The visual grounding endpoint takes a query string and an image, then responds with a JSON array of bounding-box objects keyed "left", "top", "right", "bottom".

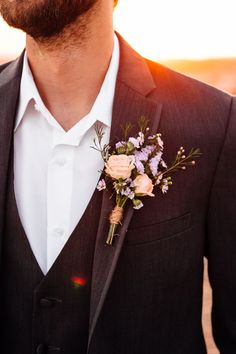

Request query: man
[{"left": 0, "top": 0, "right": 235, "bottom": 353}]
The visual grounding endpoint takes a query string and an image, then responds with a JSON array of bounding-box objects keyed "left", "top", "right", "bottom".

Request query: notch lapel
[
  {"left": 88, "top": 36, "right": 163, "bottom": 349},
  {"left": 0, "top": 55, "right": 23, "bottom": 257}
]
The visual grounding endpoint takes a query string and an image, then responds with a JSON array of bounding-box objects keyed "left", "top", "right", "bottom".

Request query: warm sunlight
[
  {"left": 114, "top": 0, "right": 236, "bottom": 60},
  {"left": 0, "top": 0, "right": 236, "bottom": 60}
]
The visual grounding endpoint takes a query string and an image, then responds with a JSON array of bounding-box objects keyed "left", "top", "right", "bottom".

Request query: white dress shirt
[{"left": 14, "top": 35, "right": 119, "bottom": 275}]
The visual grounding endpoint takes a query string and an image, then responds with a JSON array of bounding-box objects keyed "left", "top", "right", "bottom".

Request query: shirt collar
[
  {"left": 14, "top": 53, "right": 39, "bottom": 132},
  {"left": 14, "top": 34, "right": 120, "bottom": 136}
]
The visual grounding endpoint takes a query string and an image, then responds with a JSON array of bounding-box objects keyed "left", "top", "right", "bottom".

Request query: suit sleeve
[{"left": 207, "top": 96, "right": 236, "bottom": 353}]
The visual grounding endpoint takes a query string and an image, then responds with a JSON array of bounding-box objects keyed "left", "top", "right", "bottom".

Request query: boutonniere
[{"left": 93, "top": 117, "right": 201, "bottom": 246}]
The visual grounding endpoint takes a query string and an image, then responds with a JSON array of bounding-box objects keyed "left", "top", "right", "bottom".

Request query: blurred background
[
  {"left": 1, "top": 0, "right": 235, "bottom": 353},
  {"left": 1, "top": 0, "right": 236, "bottom": 95}
]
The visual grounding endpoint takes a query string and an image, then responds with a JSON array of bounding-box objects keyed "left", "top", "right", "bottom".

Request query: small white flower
[
  {"left": 149, "top": 152, "right": 162, "bottom": 176},
  {"left": 160, "top": 159, "right": 167, "bottom": 168},
  {"left": 116, "top": 141, "right": 125, "bottom": 149},
  {"left": 157, "top": 136, "right": 164, "bottom": 149},
  {"left": 129, "top": 181, "right": 135, "bottom": 188},
  {"left": 128, "top": 137, "right": 140, "bottom": 149},
  {"left": 155, "top": 173, "right": 163, "bottom": 185},
  {"left": 128, "top": 192, "right": 135, "bottom": 200},
  {"left": 97, "top": 179, "right": 106, "bottom": 191},
  {"left": 161, "top": 184, "right": 169, "bottom": 194},
  {"left": 137, "top": 132, "right": 145, "bottom": 146},
  {"left": 133, "top": 201, "right": 144, "bottom": 210}
]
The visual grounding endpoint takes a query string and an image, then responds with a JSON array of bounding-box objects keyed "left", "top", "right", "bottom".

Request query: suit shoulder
[
  {"left": 0, "top": 60, "right": 13, "bottom": 74},
  {"left": 146, "top": 59, "right": 231, "bottom": 106},
  {"left": 144, "top": 59, "right": 234, "bottom": 150},
  {"left": 0, "top": 55, "right": 23, "bottom": 87}
]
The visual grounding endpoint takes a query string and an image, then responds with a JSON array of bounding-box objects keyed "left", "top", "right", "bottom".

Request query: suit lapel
[
  {"left": 88, "top": 36, "right": 163, "bottom": 349},
  {"left": 0, "top": 55, "right": 23, "bottom": 257},
  {"left": 0, "top": 39, "right": 163, "bottom": 350}
]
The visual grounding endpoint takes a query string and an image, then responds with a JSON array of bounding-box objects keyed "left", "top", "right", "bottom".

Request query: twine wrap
[{"left": 109, "top": 206, "right": 124, "bottom": 225}]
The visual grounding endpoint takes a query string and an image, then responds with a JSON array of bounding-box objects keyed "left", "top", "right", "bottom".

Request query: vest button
[
  {"left": 40, "top": 297, "right": 62, "bottom": 308},
  {"left": 39, "top": 298, "right": 54, "bottom": 308},
  {"left": 36, "top": 344, "right": 47, "bottom": 354}
]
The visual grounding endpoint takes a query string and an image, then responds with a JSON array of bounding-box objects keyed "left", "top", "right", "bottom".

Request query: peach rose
[
  {"left": 133, "top": 174, "right": 155, "bottom": 197},
  {"left": 105, "top": 154, "right": 135, "bottom": 180}
]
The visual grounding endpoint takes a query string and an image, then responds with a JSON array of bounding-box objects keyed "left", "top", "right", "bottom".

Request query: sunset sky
[{"left": 0, "top": 0, "right": 236, "bottom": 60}]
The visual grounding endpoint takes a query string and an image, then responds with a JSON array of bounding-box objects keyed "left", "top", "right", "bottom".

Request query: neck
[{"left": 26, "top": 1, "right": 114, "bottom": 131}]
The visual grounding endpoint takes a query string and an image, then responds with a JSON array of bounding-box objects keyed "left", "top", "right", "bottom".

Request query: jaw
[{"left": 0, "top": 0, "right": 99, "bottom": 39}]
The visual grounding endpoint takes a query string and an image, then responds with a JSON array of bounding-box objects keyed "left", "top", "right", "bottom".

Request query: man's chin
[{"left": 0, "top": 0, "right": 98, "bottom": 39}]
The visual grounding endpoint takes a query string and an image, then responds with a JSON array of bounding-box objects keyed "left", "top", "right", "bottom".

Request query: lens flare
[{"left": 71, "top": 276, "right": 87, "bottom": 288}]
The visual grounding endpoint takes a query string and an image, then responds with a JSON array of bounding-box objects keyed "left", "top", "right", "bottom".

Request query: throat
[
  {"left": 43, "top": 92, "right": 99, "bottom": 132},
  {"left": 25, "top": 25, "right": 115, "bottom": 131}
]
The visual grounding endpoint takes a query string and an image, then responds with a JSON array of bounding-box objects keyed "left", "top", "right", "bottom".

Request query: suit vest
[{"left": 0, "top": 157, "right": 102, "bottom": 354}]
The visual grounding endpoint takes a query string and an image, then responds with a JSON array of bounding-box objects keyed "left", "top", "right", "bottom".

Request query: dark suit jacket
[{"left": 0, "top": 34, "right": 235, "bottom": 354}]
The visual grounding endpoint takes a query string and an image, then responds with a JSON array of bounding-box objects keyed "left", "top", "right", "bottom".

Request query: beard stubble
[{"left": 0, "top": 0, "right": 98, "bottom": 39}]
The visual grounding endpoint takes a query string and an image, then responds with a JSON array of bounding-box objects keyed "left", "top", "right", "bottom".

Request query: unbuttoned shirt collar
[{"left": 14, "top": 34, "right": 120, "bottom": 146}]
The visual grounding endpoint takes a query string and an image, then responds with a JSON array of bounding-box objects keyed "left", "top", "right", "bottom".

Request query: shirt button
[
  {"left": 40, "top": 297, "right": 62, "bottom": 308},
  {"left": 49, "top": 347, "right": 61, "bottom": 353},
  {"left": 53, "top": 228, "right": 64, "bottom": 237},
  {"left": 39, "top": 298, "right": 54, "bottom": 308},
  {"left": 34, "top": 103, "right": 40, "bottom": 112},
  {"left": 55, "top": 158, "right": 66, "bottom": 166}
]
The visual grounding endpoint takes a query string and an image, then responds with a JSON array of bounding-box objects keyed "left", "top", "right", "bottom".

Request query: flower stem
[
  {"left": 106, "top": 223, "right": 118, "bottom": 245},
  {"left": 106, "top": 199, "right": 128, "bottom": 246}
]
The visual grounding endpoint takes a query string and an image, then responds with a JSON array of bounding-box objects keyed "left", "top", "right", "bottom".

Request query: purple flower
[
  {"left": 121, "top": 187, "right": 135, "bottom": 200},
  {"left": 128, "top": 137, "right": 140, "bottom": 149},
  {"left": 149, "top": 152, "right": 162, "bottom": 176},
  {"left": 121, "top": 187, "right": 131, "bottom": 196},
  {"left": 148, "top": 135, "right": 164, "bottom": 149},
  {"left": 134, "top": 145, "right": 158, "bottom": 174},
  {"left": 134, "top": 159, "right": 145, "bottom": 174},
  {"left": 141, "top": 145, "right": 156, "bottom": 156},
  {"left": 97, "top": 179, "right": 106, "bottom": 191},
  {"left": 129, "top": 180, "right": 135, "bottom": 188},
  {"left": 115, "top": 141, "right": 125, "bottom": 149},
  {"left": 125, "top": 178, "right": 132, "bottom": 184},
  {"left": 147, "top": 135, "right": 156, "bottom": 140},
  {"left": 134, "top": 149, "right": 149, "bottom": 162}
]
